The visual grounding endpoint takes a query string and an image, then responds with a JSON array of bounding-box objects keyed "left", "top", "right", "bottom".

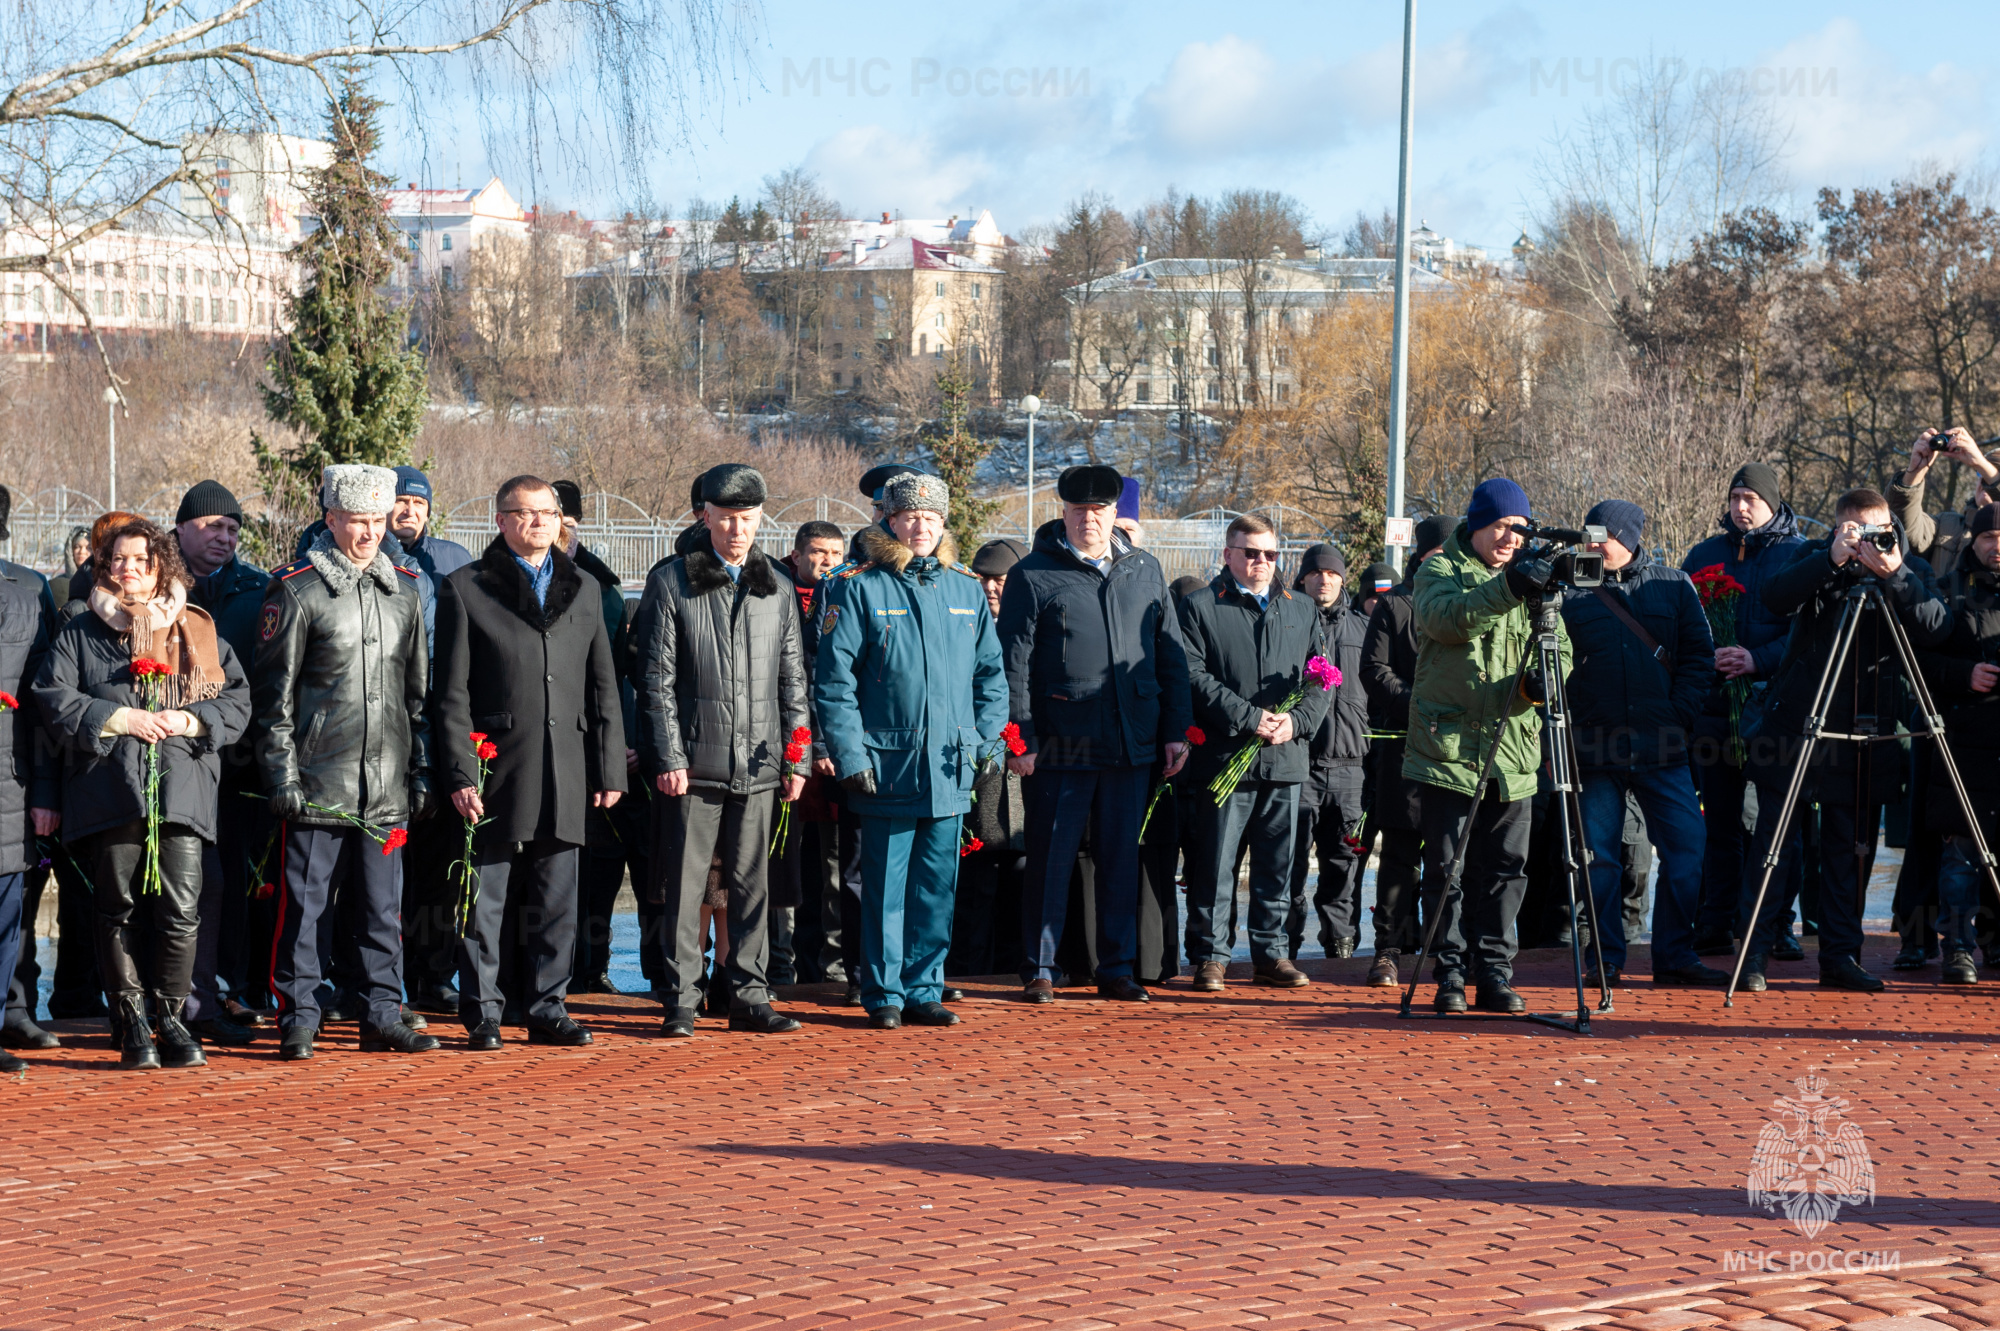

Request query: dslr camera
[
  {"left": 1508, "top": 521, "right": 1608, "bottom": 590},
  {"left": 1855, "top": 523, "right": 1898, "bottom": 553}
]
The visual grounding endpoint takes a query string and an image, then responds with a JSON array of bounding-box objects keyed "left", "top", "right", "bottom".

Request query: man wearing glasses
[
  {"left": 1177, "top": 514, "right": 1329, "bottom": 991},
  {"left": 431, "top": 474, "right": 626, "bottom": 1051}
]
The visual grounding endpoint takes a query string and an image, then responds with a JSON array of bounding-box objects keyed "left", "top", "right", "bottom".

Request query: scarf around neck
[{"left": 87, "top": 578, "right": 225, "bottom": 708}]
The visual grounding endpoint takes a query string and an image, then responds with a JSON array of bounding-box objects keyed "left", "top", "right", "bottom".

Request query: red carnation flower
[
  {"left": 0, "top": 691, "right": 18, "bottom": 710},
  {"left": 468, "top": 731, "right": 488, "bottom": 744},
  {"left": 476, "top": 741, "right": 498, "bottom": 760},
  {"left": 1185, "top": 726, "right": 1207, "bottom": 746},
  {"left": 253, "top": 881, "right": 275, "bottom": 901},
  {"left": 790, "top": 726, "right": 812, "bottom": 745},
  {"left": 130, "top": 658, "right": 171, "bottom": 678},
  {"left": 382, "top": 828, "right": 409, "bottom": 854},
  {"left": 784, "top": 741, "right": 807, "bottom": 764},
  {"left": 1001, "top": 721, "right": 1027, "bottom": 756},
  {"left": 960, "top": 835, "right": 984, "bottom": 857}
]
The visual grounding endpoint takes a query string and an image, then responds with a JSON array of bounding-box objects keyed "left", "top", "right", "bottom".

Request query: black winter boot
[
  {"left": 118, "top": 996, "right": 161, "bottom": 1071},
  {"left": 154, "top": 997, "right": 207, "bottom": 1069}
]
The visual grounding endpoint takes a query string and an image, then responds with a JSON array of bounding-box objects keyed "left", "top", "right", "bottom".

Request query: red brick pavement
[{"left": 3, "top": 943, "right": 1997, "bottom": 1329}]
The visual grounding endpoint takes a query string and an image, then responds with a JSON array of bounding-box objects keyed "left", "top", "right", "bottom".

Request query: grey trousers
[
  {"left": 457, "top": 837, "right": 578, "bottom": 1028},
  {"left": 660, "top": 788, "right": 775, "bottom": 1009}
]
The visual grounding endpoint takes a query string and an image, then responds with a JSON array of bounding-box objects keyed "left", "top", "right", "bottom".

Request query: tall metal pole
[
  {"left": 1021, "top": 394, "right": 1041, "bottom": 536},
  {"left": 103, "top": 386, "right": 118, "bottom": 511},
  {"left": 1385, "top": 0, "right": 1418, "bottom": 572}
]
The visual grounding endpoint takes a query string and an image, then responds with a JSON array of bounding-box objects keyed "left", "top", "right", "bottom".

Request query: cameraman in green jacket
[{"left": 1406, "top": 478, "right": 1571, "bottom": 1015}]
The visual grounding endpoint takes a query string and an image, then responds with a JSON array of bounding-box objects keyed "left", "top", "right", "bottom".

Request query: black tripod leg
[
  {"left": 1398, "top": 644, "right": 1538, "bottom": 1017},
  {"left": 1876, "top": 594, "right": 2000, "bottom": 908},
  {"left": 1539, "top": 631, "right": 1604, "bottom": 1020},
  {"left": 1725, "top": 591, "right": 1867, "bottom": 1005}
]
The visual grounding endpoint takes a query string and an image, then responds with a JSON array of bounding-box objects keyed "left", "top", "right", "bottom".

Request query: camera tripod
[
  {"left": 1725, "top": 578, "right": 2000, "bottom": 1004},
  {"left": 1397, "top": 591, "right": 1614, "bottom": 1034}
]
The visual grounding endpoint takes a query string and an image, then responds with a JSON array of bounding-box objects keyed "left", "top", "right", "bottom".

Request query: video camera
[{"left": 1508, "top": 521, "right": 1608, "bottom": 590}]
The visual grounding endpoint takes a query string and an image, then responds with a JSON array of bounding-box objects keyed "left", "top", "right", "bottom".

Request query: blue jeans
[
  {"left": 858, "top": 814, "right": 959, "bottom": 1012},
  {"left": 1020, "top": 766, "right": 1147, "bottom": 982},
  {"left": 1185, "top": 781, "right": 1299, "bottom": 966},
  {"left": 1937, "top": 835, "right": 1986, "bottom": 954},
  {"left": 1581, "top": 766, "right": 1706, "bottom": 973}
]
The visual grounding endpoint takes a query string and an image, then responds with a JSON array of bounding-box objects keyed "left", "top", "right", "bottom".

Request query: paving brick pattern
[{"left": 3, "top": 944, "right": 1997, "bottom": 1328}]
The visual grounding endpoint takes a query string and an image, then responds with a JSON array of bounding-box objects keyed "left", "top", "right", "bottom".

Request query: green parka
[{"left": 1401, "top": 524, "right": 1571, "bottom": 801}]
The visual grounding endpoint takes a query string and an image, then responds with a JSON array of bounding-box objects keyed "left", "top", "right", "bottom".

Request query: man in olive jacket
[
  {"left": 1178, "top": 515, "right": 1330, "bottom": 991},
  {"left": 252, "top": 464, "right": 434, "bottom": 1059},
  {"left": 815, "top": 473, "right": 1008, "bottom": 1028},
  {"left": 432, "top": 475, "right": 626, "bottom": 1051},
  {"left": 1407, "top": 478, "right": 1571, "bottom": 1015},
  {"left": 633, "top": 463, "right": 809, "bottom": 1039}
]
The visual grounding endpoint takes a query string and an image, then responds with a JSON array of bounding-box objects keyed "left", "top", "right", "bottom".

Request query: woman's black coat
[{"left": 31, "top": 605, "right": 251, "bottom": 845}]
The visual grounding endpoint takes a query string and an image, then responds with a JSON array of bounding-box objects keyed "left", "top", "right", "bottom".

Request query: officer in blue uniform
[{"left": 814, "top": 472, "right": 1008, "bottom": 1029}]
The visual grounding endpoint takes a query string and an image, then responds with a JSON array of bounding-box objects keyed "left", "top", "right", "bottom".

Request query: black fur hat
[
  {"left": 1057, "top": 465, "right": 1122, "bottom": 505},
  {"left": 858, "top": 463, "right": 917, "bottom": 502},
  {"left": 703, "top": 463, "right": 768, "bottom": 509}
]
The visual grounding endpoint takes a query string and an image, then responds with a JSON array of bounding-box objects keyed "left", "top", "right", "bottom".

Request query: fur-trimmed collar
[
  {"left": 857, "top": 523, "right": 959, "bottom": 577},
  {"left": 307, "top": 529, "right": 401, "bottom": 596},
  {"left": 478, "top": 536, "right": 584, "bottom": 631},
  {"left": 684, "top": 544, "right": 779, "bottom": 598}
]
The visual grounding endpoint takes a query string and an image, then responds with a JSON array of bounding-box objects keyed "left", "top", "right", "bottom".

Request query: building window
[
  {"left": 934, "top": 344, "right": 943, "bottom": 359},
  {"left": 1171, "top": 348, "right": 1183, "bottom": 367},
  {"left": 176, "top": 295, "right": 186, "bottom": 320},
  {"left": 918, "top": 334, "right": 927, "bottom": 354},
  {"left": 852, "top": 347, "right": 862, "bottom": 360},
  {"left": 92, "top": 262, "right": 104, "bottom": 278},
  {"left": 8, "top": 288, "right": 18, "bottom": 311},
  {"left": 92, "top": 290, "right": 104, "bottom": 315},
  {"left": 442, "top": 234, "right": 453, "bottom": 251},
  {"left": 111, "top": 291, "right": 123, "bottom": 316},
  {"left": 1173, "top": 382, "right": 1186, "bottom": 401},
  {"left": 934, "top": 312, "right": 943, "bottom": 328},
  {"left": 176, "top": 265, "right": 186, "bottom": 285},
  {"left": 1136, "top": 382, "right": 1151, "bottom": 404},
  {"left": 409, "top": 234, "right": 420, "bottom": 251},
  {"left": 33, "top": 288, "right": 43, "bottom": 312},
  {"left": 1206, "top": 381, "right": 1221, "bottom": 402},
  {"left": 831, "top": 342, "right": 843, "bottom": 360},
  {"left": 853, "top": 374, "right": 864, "bottom": 391},
  {"left": 971, "top": 282, "right": 981, "bottom": 299},
  {"left": 112, "top": 262, "right": 124, "bottom": 279},
  {"left": 227, "top": 300, "right": 238, "bottom": 322},
  {"left": 442, "top": 267, "right": 454, "bottom": 290},
  {"left": 1206, "top": 346, "right": 1219, "bottom": 367},
  {"left": 935, "top": 280, "right": 944, "bottom": 297},
  {"left": 832, "top": 371, "right": 842, "bottom": 386},
  {"left": 1277, "top": 383, "right": 1290, "bottom": 402},
  {"left": 137, "top": 292, "right": 148, "bottom": 317}
]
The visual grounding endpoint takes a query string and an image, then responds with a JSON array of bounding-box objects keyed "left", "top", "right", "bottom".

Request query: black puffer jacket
[
  {"left": 0, "top": 561, "right": 56, "bottom": 873},
  {"left": 1918, "top": 562, "right": 2000, "bottom": 837},
  {"left": 632, "top": 544, "right": 808, "bottom": 794},
  {"left": 33, "top": 603, "right": 252, "bottom": 844},
  {"left": 1558, "top": 551, "right": 1715, "bottom": 769},
  {"left": 250, "top": 536, "right": 430, "bottom": 826},
  {"left": 1176, "top": 574, "right": 1330, "bottom": 786},
  {"left": 995, "top": 520, "right": 1192, "bottom": 769},
  {"left": 1360, "top": 581, "right": 1425, "bottom": 829},
  {"left": 1300, "top": 594, "right": 1369, "bottom": 770}
]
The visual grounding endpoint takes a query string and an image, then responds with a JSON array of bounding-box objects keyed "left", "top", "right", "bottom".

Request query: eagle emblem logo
[{"left": 1747, "top": 1069, "right": 1875, "bottom": 1240}]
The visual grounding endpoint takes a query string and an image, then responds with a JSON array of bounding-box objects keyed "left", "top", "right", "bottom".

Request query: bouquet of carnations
[
  {"left": 130, "top": 658, "right": 172, "bottom": 894},
  {"left": 1208, "top": 655, "right": 1339, "bottom": 806},
  {"left": 769, "top": 726, "right": 813, "bottom": 856},
  {"left": 1689, "top": 564, "right": 1750, "bottom": 764},
  {"left": 452, "top": 731, "right": 498, "bottom": 935}
]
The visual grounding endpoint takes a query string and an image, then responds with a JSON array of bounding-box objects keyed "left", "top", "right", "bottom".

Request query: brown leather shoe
[
  {"left": 1366, "top": 951, "right": 1400, "bottom": 987},
  {"left": 1254, "top": 958, "right": 1311, "bottom": 988},
  {"left": 1021, "top": 978, "right": 1055, "bottom": 1004},
  {"left": 1191, "top": 961, "right": 1226, "bottom": 992}
]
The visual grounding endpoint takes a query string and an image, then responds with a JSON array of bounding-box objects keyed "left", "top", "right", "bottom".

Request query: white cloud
[
  {"left": 802, "top": 126, "right": 990, "bottom": 219},
  {"left": 1761, "top": 19, "right": 1988, "bottom": 186}
]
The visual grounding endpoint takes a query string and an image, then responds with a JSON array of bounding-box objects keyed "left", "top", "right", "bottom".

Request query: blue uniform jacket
[{"left": 814, "top": 524, "right": 1009, "bottom": 820}]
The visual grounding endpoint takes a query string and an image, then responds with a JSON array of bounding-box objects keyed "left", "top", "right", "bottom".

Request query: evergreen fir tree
[
  {"left": 928, "top": 358, "right": 998, "bottom": 553},
  {"left": 252, "top": 65, "right": 427, "bottom": 553}
]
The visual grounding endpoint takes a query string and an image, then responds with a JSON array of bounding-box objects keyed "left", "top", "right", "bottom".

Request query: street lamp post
[
  {"left": 102, "top": 385, "right": 119, "bottom": 511},
  {"left": 1020, "top": 393, "right": 1042, "bottom": 536},
  {"left": 1385, "top": 0, "right": 1418, "bottom": 572}
]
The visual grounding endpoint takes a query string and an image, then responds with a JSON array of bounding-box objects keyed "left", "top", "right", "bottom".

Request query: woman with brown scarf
[{"left": 32, "top": 519, "right": 251, "bottom": 1070}]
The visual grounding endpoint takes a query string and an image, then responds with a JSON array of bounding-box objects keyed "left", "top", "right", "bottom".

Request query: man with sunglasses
[
  {"left": 1178, "top": 514, "right": 1330, "bottom": 991},
  {"left": 431, "top": 474, "right": 626, "bottom": 1051}
]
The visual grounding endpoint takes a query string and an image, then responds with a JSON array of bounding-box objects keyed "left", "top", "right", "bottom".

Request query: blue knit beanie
[
  {"left": 1465, "top": 478, "right": 1532, "bottom": 532},
  {"left": 1585, "top": 499, "right": 1646, "bottom": 552}
]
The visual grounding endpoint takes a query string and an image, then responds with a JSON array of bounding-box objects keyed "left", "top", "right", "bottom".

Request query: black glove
[
  {"left": 1521, "top": 667, "right": 1548, "bottom": 705},
  {"left": 1503, "top": 554, "right": 1555, "bottom": 600},
  {"left": 408, "top": 778, "right": 434, "bottom": 823},
  {"left": 840, "top": 769, "right": 877, "bottom": 797},
  {"left": 269, "top": 783, "right": 304, "bottom": 818}
]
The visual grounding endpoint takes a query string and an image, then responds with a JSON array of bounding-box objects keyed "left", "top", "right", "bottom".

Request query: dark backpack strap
[{"left": 1591, "top": 585, "right": 1670, "bottom": 669}]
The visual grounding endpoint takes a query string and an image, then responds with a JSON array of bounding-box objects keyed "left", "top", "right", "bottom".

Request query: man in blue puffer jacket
[
  {"left": 1679, "top": 463, "right": 1806, "bottom": 956},
  {"left": 1561, "top": 500, "right": 1725, "bottom": 987},
  {"left": 815, "top": 473, "right": 1009, "bottom": 1030}
]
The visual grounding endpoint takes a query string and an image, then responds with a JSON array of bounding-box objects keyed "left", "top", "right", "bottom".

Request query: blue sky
[{"left": 382, "top": 1, "right": 1999, "bottom": 249}]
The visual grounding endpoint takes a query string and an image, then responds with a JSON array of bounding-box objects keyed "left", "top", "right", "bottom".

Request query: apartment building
[{"left": 819, "top": 236, "right": 1003, "bottom": 396}]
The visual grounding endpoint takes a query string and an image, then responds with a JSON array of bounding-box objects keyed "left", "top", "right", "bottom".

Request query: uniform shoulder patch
[
  {"left": 395, "top": 564, "right": 419, "bottom": 578},
  {"left": 952, "top": 563, "right": 980, "bottom": 579},
  {"left": 274, "top": 559, "right": 312, "bottom": 580},
  {"left": 260, "top": 602, "right": 282, "bottom": 642}
]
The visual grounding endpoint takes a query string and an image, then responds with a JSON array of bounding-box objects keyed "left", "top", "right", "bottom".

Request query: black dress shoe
[
  {"left": 465, "top": 1019, "right": 503, "bottom": 1051},
  {"left": 0, "top": 1049, "right": 24, "bottom": 1073},
  {"left": 940, "top": 986, "right": 965, "bottom": 1003},
  {"left": 659, "top": 1007, "right": 698, "bottom": 1038},
  {"left": 1653, "top": 963, "right": 1730, "bottom": 987},
  {"left": 0, "top": 1018, "right": 60, "bottom": 1049},
  {"left": 1583, "top": 965, "right": 1621, "bottom": 988},
  {"left": 1738, "top": 955, "right": 1767, "bottom": 992},
  {"left": 1022, "top": 978, "right": 1055, "bottom": 1004},
  {"left": 868, "top": 1007, "right": 903, "bottom": 1029},
  {"left": 1770, "top": 932, "right": 1805, "bottom": 962},
  {"left": 360, "top": 1021, "right": 440, "bottom": 1053},
  {"left": 907, "top": 1001, "right": 959, "bottom": 1027},
  {"left": 188, "top": 1016, "right": 257, "bottom": 1047},
  {"left": 409, "top": 983, "right": 460, "bottom": 1016},
  {"left": 727, "top": 1004, "right": 802, "bottom": 1034},
  {"left": 526, "top": 1016, "right": 594, "bottom": 1046},
  {"left": 224, "top": 998, "right": 274, "bottom": 1027},
  {"left": 1943, "top": 951, "right": 1980, "bottom": 985},
  {"left": 400, "top": 1005, "right": 428, "bottom": 1032},
  {"left": 1691, "top": 931, "right": 1737, "bottom": 957},
  {"left": 1474, "top": 982, "right": 1526, "bottom": 1014},
  {"left": 320, "top": 993, "right": 360, "bottom": 1023},
  {"left": 579, "top": 971, "right": 618, "bottom": 995},
  {"left": 1096, "top": 976, "right": 1150, "bottom": 1002},
  {"left": 1891, "top": 945, "right": 1929, "bottom": 971},
  {"left": 1434, "top": 983, "right": 1467, "bottom": 1014},
  {"left": 1819, "top": 956, "right": 1885, "bottom": 992},
  {"left": 279, "top": 1026, "right": 315, "bottom": 1061},
  {"left": 838, "top": 981, "right": 862, "bottom": 1007}
]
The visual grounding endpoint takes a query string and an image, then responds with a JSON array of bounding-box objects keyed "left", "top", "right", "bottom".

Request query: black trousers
[
  {"left": 783, "top": 820, "right": 842, "bottom": 984},
  {"left": 274, "top": 823, "right": 407, "bottom": 1031},
  {"left": 401, "top": 813, "right": 464, "bottom": 991},
  {"left": 1418, "top": 786, "right": 1531, "bottom": 986},
  {"left": 88, "top": 820, "right": 204, "bottom": 1002},
  {"left": 574, "top": 794, "right": 650, "bottom": 985},
  {"left": 8, "top": 866, "right": 48, "bottom": 1024},
  {"left": 1372, "top": 828, "right": 1425, "bottom": 953},
  {"left": 1288, "top": 766, "right": 1365, "bottom": 957},
  {"left": 458, "top": 837, "right": 579, "bottom": 1027}
]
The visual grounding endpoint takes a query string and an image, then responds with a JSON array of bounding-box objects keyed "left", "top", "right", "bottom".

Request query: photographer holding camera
[
  {"left": 1736, "top": 489, "right": 1951, "bottom": 994},
  {"left": 1406, "top": 479, "right": 1570, "bottom": 1014},
  {"left": 1895, "top": 427, "right": 1996, "bottom": 579},
  {"left": 1913, "top": 502, "right": 2000, "bottom": 984},
  {"left": 1558, "top": 501, "right": 1726, "bottom": 988}
]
